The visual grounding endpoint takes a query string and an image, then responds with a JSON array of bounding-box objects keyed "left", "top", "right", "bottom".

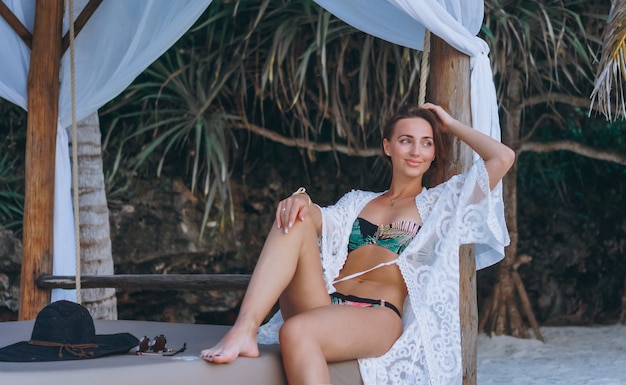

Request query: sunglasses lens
[
  {"left": 137, "top": 336, "right": 150, "bottom": 352},
  {"left": 150, "top": 335, "right": 167, "bottom": 352}
]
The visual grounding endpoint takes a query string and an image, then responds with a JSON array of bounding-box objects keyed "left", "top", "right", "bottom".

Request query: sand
[{"left": 477, "top": 324, "right": 626, "bottom": 385}]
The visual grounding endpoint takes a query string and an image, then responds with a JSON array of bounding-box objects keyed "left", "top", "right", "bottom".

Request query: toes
[
  {"left": 200, "top": 349, "right": 224, "bottom": 362},
  {"left": 200, "top": 350, "right": 216, "bottom": 359}
]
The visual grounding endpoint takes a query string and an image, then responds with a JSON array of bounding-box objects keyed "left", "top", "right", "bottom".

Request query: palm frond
[
  {"left": 484, "top": 0, "right": 599, "bottom": 100},
  {"left": 591, "top": 0, "right": 626, "bottom": 120}
]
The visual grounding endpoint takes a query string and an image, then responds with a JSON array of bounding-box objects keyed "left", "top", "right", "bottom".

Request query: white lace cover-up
[{"left": 257, "top": 159, "right": 509, "bottom": 385}]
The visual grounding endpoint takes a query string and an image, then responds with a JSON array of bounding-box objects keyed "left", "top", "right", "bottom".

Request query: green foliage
[
  {"left": 98, "top": 0, "right": 622, "bottom": 258},
  {"left": 0, "top": 155, "right": 23, "bottom": 232},
  {"left": 126, "top": 51, "right": 240, "bottom": 238},
  {"left": 483, "top": 0, "right": 602, "bottom": 99},
  {"left": 591, "top": 0, "right": 626, "bottom": 119},
  {"left": 0, "top": 99, "right": 26, "bottom": 233},
  {"left": 241, "top": 0, "right": 422, "bottom": 146},
  {"left": 101, "top": 3, "right": 254, "bottom": 237},
  {"left": 101, "top": 0, "right": 424, "bottom": 236},
  {"left": 518, "top": 107, "right": 626, "bottom": 215},
  {"left": 484, "top": 0, "right": 621, "bottom": 224}
]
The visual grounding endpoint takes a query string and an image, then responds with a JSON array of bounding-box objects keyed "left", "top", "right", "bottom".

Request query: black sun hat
[{"left": 0, "top": 300, "right": 139, "bottom": 362}]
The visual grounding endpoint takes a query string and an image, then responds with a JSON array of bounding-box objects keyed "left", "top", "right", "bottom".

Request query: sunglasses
[{"left": 136, "top": 334, "right": 187, "bottom": 356}]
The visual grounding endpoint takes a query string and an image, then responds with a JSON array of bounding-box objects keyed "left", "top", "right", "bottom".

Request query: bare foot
[{"left": 200, "top": 325, "right": 259, "bottom": 363}]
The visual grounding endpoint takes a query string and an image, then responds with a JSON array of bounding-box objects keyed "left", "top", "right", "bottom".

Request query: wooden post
[
  {"left": 426, "top": 34, "right": 476, "bottom": 384},
  {"left": 19, "top": 0, "right": 64, "bottom": 320}
]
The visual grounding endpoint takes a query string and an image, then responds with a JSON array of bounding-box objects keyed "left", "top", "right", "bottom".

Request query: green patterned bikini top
[{"left": 348, "top": 217, "right": 420, "bottom": 255}]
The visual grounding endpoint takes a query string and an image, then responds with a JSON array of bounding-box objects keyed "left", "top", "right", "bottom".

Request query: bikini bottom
[{"left": 329, "top": 292, "right": 401, "bottom": 318}]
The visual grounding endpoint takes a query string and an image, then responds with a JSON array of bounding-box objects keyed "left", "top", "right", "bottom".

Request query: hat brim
[{"left": 0, "top": 333, "right": 139, "bottom": 362}]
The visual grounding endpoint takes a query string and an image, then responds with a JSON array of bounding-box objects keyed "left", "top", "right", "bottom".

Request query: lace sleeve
[
  {"left": 451, "top": 159, "right": 509, "bottom": 269},
  {"left": 414, "top": 159, "right": 509, "bottom": 270}
]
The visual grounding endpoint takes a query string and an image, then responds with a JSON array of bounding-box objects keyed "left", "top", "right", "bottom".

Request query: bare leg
[
  {"left": 200, "top": 218, "right": 329, "bottom": 363},
  {"left": 279, "top": 305, "right": 403, "bottom": 385}
]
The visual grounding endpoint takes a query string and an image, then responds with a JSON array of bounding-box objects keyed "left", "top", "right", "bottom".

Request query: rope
[
  {"left": 68, "top": 0, "right": 82, "bottom": 304},
  {"left": 418, "top": 29, "right": 431, "bottom": 107}
]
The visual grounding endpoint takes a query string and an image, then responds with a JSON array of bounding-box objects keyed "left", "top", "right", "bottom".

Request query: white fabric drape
[
  {"left": 313, "top": 0, "right": 500, "bottom": 146},
  {"left": 0, "top": 0, "right": 212, "bottom": 301}
]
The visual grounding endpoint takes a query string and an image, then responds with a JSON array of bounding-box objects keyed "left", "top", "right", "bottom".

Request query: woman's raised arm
[{"left": 422, "top": 103, "right": 515, "bottom": 190}]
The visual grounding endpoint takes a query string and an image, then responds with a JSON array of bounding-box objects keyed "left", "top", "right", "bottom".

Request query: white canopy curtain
[{"left": 0, "top": 0, "right": 213, "bottom": 301}]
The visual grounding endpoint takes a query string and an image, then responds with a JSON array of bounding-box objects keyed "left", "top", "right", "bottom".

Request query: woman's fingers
[
  {"left": 275, "top": 196, "right": 308, "bottom": 233},
  {"left": 275, "top": 201, "right": 287, "bottom": 229},
  {"left": 422, "top": 103, "right": 454, "bottom": 129}
]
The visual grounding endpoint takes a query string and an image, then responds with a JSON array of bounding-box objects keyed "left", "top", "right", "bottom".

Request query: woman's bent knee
[
  {"left": 279, "top": 317, "right": 303, "bottom": 344},
  {"left": 279, "top": 315, "right": 315, "bottom": 351}
]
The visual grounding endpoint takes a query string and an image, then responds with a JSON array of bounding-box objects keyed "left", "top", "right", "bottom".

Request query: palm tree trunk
[{"left": 69, "top": 112, "right": 117, "bottom": 320}]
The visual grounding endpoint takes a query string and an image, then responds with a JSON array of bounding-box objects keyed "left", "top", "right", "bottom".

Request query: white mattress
[{"left": 0, "top": 320, "right": 362, "bottom": 385}]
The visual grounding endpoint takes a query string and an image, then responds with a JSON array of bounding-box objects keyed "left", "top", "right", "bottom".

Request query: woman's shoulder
[
  {"left": 324, "top": 189, "right": 382, "bottom": 214},
  {"left": 337, "top": 189, "right": 381, "bottom": 202}
]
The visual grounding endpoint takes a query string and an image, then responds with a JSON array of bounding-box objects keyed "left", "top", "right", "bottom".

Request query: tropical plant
[
  {"left": 102, "top": 0, "right": 425, "bottom": 236},
  {"left": 101, "top": 3, "right": 251, "bottom": 237},
  {"left": 0, "top": 154, "right": 24, "bottom": 233},
  {"left": 592, "top": 0, "right": 626, "bottom": 119},
  {"left": 120, "top": 49, "right": 239, "bottom": 238},
  {"left": 0, "top": 99, "right": 25, "bottom": 234},
  {"left": 233, "top": 0, "right": 422, "bottom": 149}
]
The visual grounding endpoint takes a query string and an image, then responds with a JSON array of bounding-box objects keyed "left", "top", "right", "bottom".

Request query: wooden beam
[
  {"left": 19, "top": 0, "right": 64, "bottom": 321},
  {"left": 0, "top": 0, "right": 33, "bottom": 48},
  {"left": 37, "top": 274, "right": 252, "bottom": 291},
  {"left": 61, "top": 0, "right": 103, "bottom": 54},
  {"left": 426, "top": 34, "right": 477, "bottom": 385}
]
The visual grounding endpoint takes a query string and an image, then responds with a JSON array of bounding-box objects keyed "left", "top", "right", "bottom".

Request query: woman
[{"left": 201, "top": 103, "right": 515, "bottom": 385}]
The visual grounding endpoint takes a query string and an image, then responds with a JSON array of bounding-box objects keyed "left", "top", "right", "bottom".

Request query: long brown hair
[{"left": 382, "top": 104, "right": 451, "bottom": 187}]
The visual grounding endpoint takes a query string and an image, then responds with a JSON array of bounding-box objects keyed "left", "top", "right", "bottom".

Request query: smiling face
[
  {"left": 382, "top": 105, "right": 450, "bottom": 187},
  {"left": 383, "top": 117, "right": 435, "bottom": 180}
]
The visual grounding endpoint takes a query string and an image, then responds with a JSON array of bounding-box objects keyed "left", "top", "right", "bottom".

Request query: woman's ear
[{"left": 383, "top": 138, "right": 390, "bottom": 156}]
